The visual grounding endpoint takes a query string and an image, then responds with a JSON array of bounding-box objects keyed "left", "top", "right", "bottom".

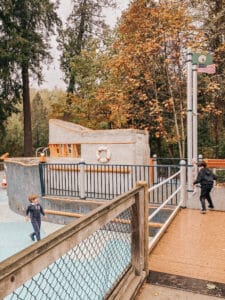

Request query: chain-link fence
[{"left": 0, "top": 184, "right": 148, "bottom": 300}]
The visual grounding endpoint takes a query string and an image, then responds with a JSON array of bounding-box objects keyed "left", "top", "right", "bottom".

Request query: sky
[{"left": 30, "top": 0, "right": 130, "bottom": 91}]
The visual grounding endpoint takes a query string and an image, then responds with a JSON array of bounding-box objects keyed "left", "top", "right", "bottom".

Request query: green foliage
[
  {"left": 2, "top": 109, "right": 24, "bottom": 157},
  {"left": 0, "top": 89, "right": 67, "bottom": 157},
  {"left": 57, "top": 0, "right": 116, "bottom": 94},
  {"left": 1, "top": 0, "right": 225, "bottom": 160},
  {"left": 190, "top": 0, "right": 225, "bottom": 158},
  {"left": 32, "top": 92, "right": 49, "bottom": 149},
  {"left": 0, "top": 0, "right": 61, "bottom": 156}
]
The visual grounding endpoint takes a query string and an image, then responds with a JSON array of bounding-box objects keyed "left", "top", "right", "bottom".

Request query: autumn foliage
[{"left": 97, "top": 0, "right": 200, "bottom": 157}]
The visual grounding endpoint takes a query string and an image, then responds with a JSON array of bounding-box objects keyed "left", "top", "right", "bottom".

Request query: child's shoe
[
  {"left": 30, "top": 233, "right": 35, "bottom": 241},
  {"left": 208, "top": 206, "right": 214, "bottom": 211},
  {"left": 200, "top": 209, "right": 206, "bottom": 214}
]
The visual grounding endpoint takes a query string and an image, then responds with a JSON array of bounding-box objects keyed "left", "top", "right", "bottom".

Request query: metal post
[
  {"left": 198, "top": 154, "right": 203, "bottom": 162},
  {"left": 39, "top": 163, "right": 45, "bottom": 196},
  {"left": 192, "top": 64, "right": 198, "bottom": 178},
  {"left": 180, "top": 160, "right": 186, "bottom": 208},
  {"left": 79, "top": 159, "right": 86, "bottom": 199},
  {"left": 153, "top": 154, "right": 157, "bottom": 184},
  {"left": 187, "top": 49, "right": 193, "bottom": 195}
]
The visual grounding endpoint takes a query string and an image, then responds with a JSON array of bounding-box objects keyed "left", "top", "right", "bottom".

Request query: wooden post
[
  {"left": 131, "top": 182, "right": 149, "bottom": 275},
  {"left": 138, "top": 181, "right": 149, "bottom": 273}
]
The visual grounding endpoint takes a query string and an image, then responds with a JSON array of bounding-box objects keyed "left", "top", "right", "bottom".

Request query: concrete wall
[
  {"left": 49, "top": 119, "right": 150, "bottom": 165},
  {"left": 5, "top": 159, "right": 42, "bottom": 217},
  {"left": 5, "top": 159, "right": 103, "bottom": 223}
]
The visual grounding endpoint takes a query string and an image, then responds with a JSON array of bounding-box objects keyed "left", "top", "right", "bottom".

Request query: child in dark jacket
[
  {"left": 193, "top": 161, "right": 217, "bottom": 213},
  {"left": 26, "top": 194, "right": 45, "bottom": 241}
]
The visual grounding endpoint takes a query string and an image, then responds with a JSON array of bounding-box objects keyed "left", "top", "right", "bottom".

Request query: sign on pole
[{"left": 192, "top": 53, "right": 213, "bottom": 65}]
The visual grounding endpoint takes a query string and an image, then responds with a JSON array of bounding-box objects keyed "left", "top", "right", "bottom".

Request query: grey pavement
[{"left": 0, "top": 171, "right": 63, "bottom": 261}]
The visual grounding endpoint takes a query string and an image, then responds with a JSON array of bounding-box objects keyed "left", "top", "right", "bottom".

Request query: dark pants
[
  {"left": 31, "top": 218, "right": 41, "bottom": 241},
  {"left": 200, "top": 184, "right": 214, "bottom": 211}
]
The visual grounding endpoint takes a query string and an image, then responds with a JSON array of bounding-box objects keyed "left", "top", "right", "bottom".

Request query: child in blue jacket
[{"left": 26, "top": 194, "right": 45, "bottom": 241}]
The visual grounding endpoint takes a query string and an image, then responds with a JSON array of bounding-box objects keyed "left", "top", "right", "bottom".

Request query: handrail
[
  {"left": 148, "top": 186, "right": 181, "bottom": 221},
  {"left": 148, "top": 170, "right": 181, "bottom": 191},
  {"left": 148, "top": 161, "right": 186, "bottom": 252}
]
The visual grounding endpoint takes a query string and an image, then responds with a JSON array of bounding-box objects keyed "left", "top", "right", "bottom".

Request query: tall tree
[
  {"left": 31, "top": 92, "right": 49, "bottom": 149},
  {"left": 98, "top": 0, "right": 201, "bottom": 157},
  {"left": 57, "top": 0, "right": 116, "bottom": 96},
  {"left": 0, "top": 0, "right": 61, "bottom": 156}
]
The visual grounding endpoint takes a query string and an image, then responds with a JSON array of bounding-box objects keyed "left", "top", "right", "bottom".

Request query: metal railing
[
  {"left": 39, "top": 162, "right": 179, "bottom": 203},
  {"left": 148, "top": 160, "right": 186, "bottom": 252},
  {"left": 0, "top": 183, "right": 149, "bottom": 300}
]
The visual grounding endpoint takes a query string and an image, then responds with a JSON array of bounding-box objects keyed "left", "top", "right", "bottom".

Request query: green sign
[{"left": 192, "top": 53, "right": 213, "bottom": 65}]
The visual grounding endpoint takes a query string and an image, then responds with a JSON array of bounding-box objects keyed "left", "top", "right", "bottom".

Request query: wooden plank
[
  {"left": 48, "top": 165, "right": 131, "bottom": 174},
  {"left": 45, "top": 209, "right": 82, "bottom": 218},
  {"left": 46, "top": 210, "right": 162, "bottom": 228}
]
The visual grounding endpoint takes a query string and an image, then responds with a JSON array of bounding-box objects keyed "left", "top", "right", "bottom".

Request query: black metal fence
[{"left": 39, "top": 162, "right": 180, "bottom": 203}]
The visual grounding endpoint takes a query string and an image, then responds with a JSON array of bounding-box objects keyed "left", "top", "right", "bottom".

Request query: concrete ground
[{"left": 0, "top": 173, "right": 63, "bottom": 261}]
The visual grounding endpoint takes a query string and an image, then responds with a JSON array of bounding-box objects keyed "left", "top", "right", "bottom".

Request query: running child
[{"left": 25, "top": 194, "right": 45, "bottom": 241}]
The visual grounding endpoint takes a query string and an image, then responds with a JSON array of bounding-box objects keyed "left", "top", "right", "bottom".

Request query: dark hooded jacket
[{"left": 194, "top": 167, "right": 217, "bottom": 186}]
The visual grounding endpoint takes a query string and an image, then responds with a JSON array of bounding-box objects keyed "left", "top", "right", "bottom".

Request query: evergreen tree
[
  {"left": 32, "top": 92, "right": 49, "bottom": 150},
  {"left": 0, "top": 0, "right": 61, "bottom": 156},
  {"left": 57, "top": 0, "right": 116, "bottom": 95}
]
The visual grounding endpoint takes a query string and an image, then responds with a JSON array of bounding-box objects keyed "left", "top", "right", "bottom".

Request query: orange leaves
[
  {"left": 206, "top": 82, "right": 220, "bottom": 93},
  {"left": 201, "top": 103, "right": 222, "bottom": 116}
]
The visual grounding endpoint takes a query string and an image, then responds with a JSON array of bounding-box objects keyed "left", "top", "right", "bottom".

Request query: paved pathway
[
  {"left": 137, "top": 208, "right": 225, "bottom": 299},
  {"left": 0, "top": 172, "right": 62, "bottom": 262},
  {"left": 148, "top": 208, "right": 225, "bottom": 283}
]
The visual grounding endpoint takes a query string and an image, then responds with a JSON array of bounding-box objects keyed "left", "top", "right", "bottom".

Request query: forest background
[{"left": 0, "top": 0, "right": 225, "bottom": 160}]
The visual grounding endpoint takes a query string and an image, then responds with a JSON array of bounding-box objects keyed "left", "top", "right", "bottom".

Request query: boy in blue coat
[{"left": 25, "top": 194, "right": 45, "bottom": 241}]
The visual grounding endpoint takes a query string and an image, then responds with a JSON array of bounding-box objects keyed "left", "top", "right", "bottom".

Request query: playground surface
[{"left": 0, "top": 173, "right": 62, "bottom": 262}]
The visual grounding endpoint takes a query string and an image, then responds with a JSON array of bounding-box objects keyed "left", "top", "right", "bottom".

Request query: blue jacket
[{"left": 26, "top": 203, "right": 45, "bottom": 220}]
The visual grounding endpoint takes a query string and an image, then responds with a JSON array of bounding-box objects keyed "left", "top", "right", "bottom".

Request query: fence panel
[
  {"left": 0, "top": 184, "right": 148, "bottom": 300},
  {"left": 39, "top": 162, "right": 179, "bottom": 205}
]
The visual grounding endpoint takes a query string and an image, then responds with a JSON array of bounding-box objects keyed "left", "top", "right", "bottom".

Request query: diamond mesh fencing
[{"left": 6, "top": 209, "right": 132, "bottom": 300}]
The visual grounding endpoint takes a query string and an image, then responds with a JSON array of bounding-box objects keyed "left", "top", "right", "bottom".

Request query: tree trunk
[{"left": 22, "top": 63, "right": 33, "bottom": 157}]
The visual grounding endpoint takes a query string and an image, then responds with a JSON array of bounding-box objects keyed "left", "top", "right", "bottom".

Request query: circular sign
[{"left": 198, "top": 55, "right": 207, "bottom": 64}]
